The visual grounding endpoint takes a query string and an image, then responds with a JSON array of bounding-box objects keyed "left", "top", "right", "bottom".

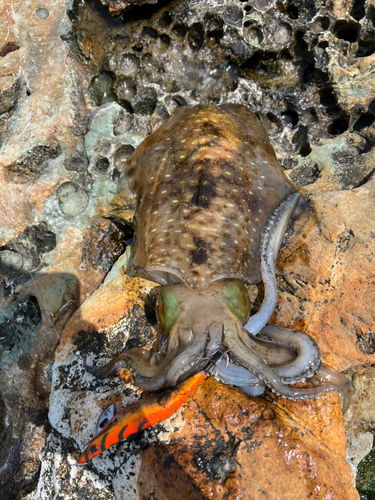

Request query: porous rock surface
[{"left": 0, "top": 0, "right": 375, "bottom": 498}]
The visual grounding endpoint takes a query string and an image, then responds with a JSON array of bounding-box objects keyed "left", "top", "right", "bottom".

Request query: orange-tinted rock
[
  {"left": 2, "top": 0, "right": 375, "bottom": 496},
  {"left": 58, "top": 266, "right": 158, "bottom": 353},
  {"left": 138, "top": 378, "right": 358, "bottom": 500},
  {"left": 277, "top": 176, "right": 375, "bottom": 371}
]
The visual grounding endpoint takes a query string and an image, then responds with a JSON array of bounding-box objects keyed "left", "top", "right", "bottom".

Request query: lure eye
[
  {"left": 90, "top": 445, "right": 99, "bottom": 454},
  {"left": 157, "top": 288, "right": 181, "bottom": 334},
  {"left": 222, "top": 280, "right": 250, "bottom": 325}
]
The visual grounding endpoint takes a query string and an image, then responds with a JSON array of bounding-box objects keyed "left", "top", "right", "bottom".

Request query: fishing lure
[{"left": 79, "top": 353, "right": 221, "bottom": 463}]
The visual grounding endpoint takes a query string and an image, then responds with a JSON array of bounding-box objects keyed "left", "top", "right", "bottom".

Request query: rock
[
  {"left": 344, "top": 365, "right": 375, "bottom": 474},
  {"left": 99, "top": 0, "right": 158, "bottom": 17},
  {"left": 138, "top": 381, "right": 355, "bottom": 500},
  {"left": 0, "top": 1, "right": 143, "bottom": 495},
  {"left": 1, "top": 0, "right": 375, "bottom": 496},
  {"left": 0, "top": 50, "right": 22, "bottom": 115},
  {"left": 277, "top": 176, "right": 375, "bottom": 371}
]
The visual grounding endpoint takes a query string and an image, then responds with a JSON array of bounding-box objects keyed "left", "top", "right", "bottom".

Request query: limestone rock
[
  {"left": 1, "top": 0, "right": 375, "bottom": 497},
  {"left": 277, "top": 176, "right": 375, "bottom": 372}
]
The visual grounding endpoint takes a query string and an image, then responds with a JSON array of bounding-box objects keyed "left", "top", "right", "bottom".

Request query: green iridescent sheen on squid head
[
  {"left": 220, "top": 279, "right": 250, "bottom": 325},
  {"left": 157, "top": 287, "right": 181, "bottom": 334}
]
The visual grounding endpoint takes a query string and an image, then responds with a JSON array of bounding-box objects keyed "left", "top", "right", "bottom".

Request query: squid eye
[
  {"left": 157, "top": 288, "right": 181, "bottom": 334},
  {"left": 222, "top": 280, "right": 250, "bottom": 325}
]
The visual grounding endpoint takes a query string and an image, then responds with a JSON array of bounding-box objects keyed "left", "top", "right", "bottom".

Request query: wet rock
[
  {"left": 139, "top": 381, "right": 356, "bottom": 500},
  {"left": 344, "top": 366, "right": 375, "bottom": 474},
  {"left": 84, "top": 102, "right": 148, "bottom": 187},
  {"left": 5, "top": 142, "right": 61, "bottom": 179},
  {"left": 0, "top": 50, "right": 23, "bottom": 114},
  {"left": 64, "top": 149, "right": 88, "bottom": 173},
  {"left": 84, "top": 219, "right": 127, "bottom": 273},
  {"left": 277, "top": 176, "right": 375, "bottom": 372},
  {"left": 115, "top": 77, "right": 137, "bottom": 102},
  {"left": 0, "top": 1, "right": 134, "bottom": 495},
  {"left": 0, "top": 249, "right": 33, "bottom": 278},
  {"left": 0, "top": 409, "right": 48, "bottom": 499},
  {"left": 0, "top": 295, "right": 41, "bottom": 350},
  {"left": 131, "top": 86, "right": 157, "bottom": 115},
  {"left": 2, "top": 0, "right": 375, "bottom": 496},
  {"left": 118, "top": 54, "right": 140, "bottom": 78},
  {"left": 99, "top": 0, "right": 158, "bottom": 17},
  {"left": 0, "top": 41, "right": 19, "bottom": 58},
  {"left": 56, "top": 182, "right": 90, "bottom": 218}
]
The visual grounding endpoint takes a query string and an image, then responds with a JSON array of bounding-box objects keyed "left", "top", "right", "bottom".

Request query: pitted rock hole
[
  {"left": 0, "top": 250, "right": 24, "bottom": 278},
  {"left": 56, "top": 182, "right": 90, "bottom": 218},
  {"left": 35, "top": 7, "right": 49, "bottom": 19}
]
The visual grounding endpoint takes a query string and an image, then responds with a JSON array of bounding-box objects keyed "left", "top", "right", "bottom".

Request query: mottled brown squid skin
[
  {"left": 114, "top": 104, "right": 296, "bottom": 288},
  {"left": 101, "top": 105, "right": 350, "bottom": 406}
]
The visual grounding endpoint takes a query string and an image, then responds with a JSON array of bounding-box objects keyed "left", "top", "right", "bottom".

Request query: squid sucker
[{"left": 86, "top": 104, "right": 350, "bottom": 448}]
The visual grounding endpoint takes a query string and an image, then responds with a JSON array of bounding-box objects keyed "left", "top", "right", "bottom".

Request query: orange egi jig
[{"left": 78, "top": 352, "right": 221, "bottom": 464}]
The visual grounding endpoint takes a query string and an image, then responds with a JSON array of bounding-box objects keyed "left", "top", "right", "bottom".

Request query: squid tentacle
[
  {"left": 224, "top": 325, "right": 347, "bottom": 402},
  {"left": 257, "top": 324, "right": 322, "bottom": 383},
  {"left": 85, "top": 326, "right": 182, "bottom": 390},
  {"left": 213, "top": 356, "right": 266, "bottom": 396},
  {"left": 234, "top": 324, "right": 321, "bottom": 384},
  {"left": 165, "top": 330, "right": 209, "bottom": 387},
  {"left": 244, "top": 193, "right": 300, "bottom": 336},
  {"left": 307, "top": 362, "right": 351, "bottom": 412},
  {"left": 166, "top": 320, "right": 225, "bottom": 387},
  {"left": 225, "top": 326, "right": 350, "bottom": 404}
]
